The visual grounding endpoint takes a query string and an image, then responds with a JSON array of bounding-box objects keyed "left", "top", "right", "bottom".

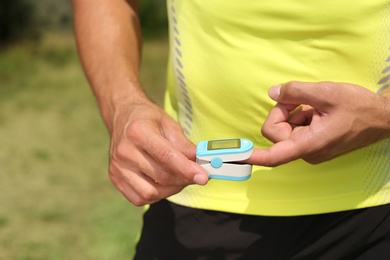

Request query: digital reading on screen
[{"left": 207, "top": 139, "right": 241, "bottom": 150}]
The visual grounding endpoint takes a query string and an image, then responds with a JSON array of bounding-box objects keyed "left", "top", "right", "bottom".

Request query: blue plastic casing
[{"left": 196, "top": 138, "right": 253, "bottom": 161}]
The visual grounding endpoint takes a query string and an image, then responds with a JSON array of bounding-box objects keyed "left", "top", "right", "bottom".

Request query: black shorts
[{"left": 134, "top": 200, "right": 390, "bottom": 260}]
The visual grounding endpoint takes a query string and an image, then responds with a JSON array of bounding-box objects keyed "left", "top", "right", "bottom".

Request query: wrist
[{"left": 95, "top": 80, "right": 149, "bottom": 134}]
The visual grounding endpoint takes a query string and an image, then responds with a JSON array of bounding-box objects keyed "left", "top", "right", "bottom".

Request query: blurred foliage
[
  {"left": 0, "top": 32, "right": 167, "bottom": 259},
  {"left": 0, "top": 0, "right": 167, "bottom": 46},
  {"left": 139, "top": 0, "right": 168, "bottom": 38},
  {"left": 0, "top": 0, "right": 40, "bottom": 46},
  {"left": 34, "top": 0, "right": 73, "bottom": 31}
]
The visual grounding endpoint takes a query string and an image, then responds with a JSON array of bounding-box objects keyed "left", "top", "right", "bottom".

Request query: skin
[
  {"left": 247, "top": 82, "right": 390, "bottom": 166},
  {"left": 72, "top": 0, "right": 208, "bottom": 206},
  {"left": 72, "top": 0, "right": 390, "bottom": 206}
]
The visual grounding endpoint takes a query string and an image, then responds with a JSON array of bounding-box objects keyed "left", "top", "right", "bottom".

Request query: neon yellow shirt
[{"left": 164, "top": 0, "right": 390, "bottom": 216}]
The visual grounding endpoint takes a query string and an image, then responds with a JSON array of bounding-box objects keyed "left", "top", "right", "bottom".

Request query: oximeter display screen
[{"left": 208, "top": 139, "right": 241, "bottom": 150}]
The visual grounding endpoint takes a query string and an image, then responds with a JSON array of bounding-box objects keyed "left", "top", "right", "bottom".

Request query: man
[{"left": 72, "top": 0, "right": 390, "bottom": 258}]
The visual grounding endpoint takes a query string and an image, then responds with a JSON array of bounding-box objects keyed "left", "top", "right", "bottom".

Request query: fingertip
[
  {"left": 269, "top": 84, "right": 282, "bottom": 100},
  {"left": 246, "top": 148, "right": 269, "bottom": 166},
  {"left": 193, "top": 173, "right": 209, "bottom": 185}
]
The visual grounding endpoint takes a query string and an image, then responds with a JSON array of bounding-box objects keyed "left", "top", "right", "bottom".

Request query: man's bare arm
[
  {"left": 72, "top": 0, "right": 208, "bottom": 206},
  {"left": 73, "top": 0, "right": 144, "bottom": 131}
]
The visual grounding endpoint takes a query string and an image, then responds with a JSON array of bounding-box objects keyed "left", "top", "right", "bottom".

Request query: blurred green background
[{"left": 0, "top": 0, "right": 168, "bottom": 259}]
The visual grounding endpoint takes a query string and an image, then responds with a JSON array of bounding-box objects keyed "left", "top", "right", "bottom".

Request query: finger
[
  {"left": 161, "top": 119, "right": 197, "bottom": 161},
  {"left": 288, "top": 105, "right": 314, "bottom": 126},
  {"left": 269, "top": 81, "right": 335, "bottom": 110},
  {"left": 247, "top": 127, "right": 316, "bottom": 167},
  {"left": 113, "top": 137, "right": 194, "bottom": 186},
  {"left": 129, "top": 125, "right": 208, "bottom": 185},
  {"left": 110, "top": 163, "right": 185, "bottom": 206},
  {"left": 134, "top": 148, "right": 193, "bottom": 186},
  {"left": 262, "top": 103, "right": 299, "bottom": 142},
  {"left": 246, "top": 141, "right": 304, "bottom": 167},
  {"left": 146, "top": 134, "right": 208, "bottom": 184}
]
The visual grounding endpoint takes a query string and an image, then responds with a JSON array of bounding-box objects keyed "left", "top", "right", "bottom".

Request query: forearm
[{"left": 72, "top": 0, "right": 146, "bottom": 132}]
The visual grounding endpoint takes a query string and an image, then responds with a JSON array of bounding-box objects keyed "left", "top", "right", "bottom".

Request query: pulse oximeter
[{"left": 196, "top": 138, "right": 254, "bottom": 181}]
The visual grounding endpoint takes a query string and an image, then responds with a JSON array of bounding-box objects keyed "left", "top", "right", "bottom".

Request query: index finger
[
  {"left": 262, "top": 103, "right": 300, "bottom": 142},
  {"left": 140, "top": 129, "right": 208, "bottom": 185},
  {"left": 246, "top": 140, "right": 303, "bottom": 167}
]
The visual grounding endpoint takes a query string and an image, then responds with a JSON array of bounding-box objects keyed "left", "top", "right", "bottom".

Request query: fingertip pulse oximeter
[{"left": 196, "top": 138, "right": 254, "bottom": 181}]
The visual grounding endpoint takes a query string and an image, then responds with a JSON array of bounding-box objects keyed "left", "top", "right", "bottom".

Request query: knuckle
[
  {"left": 285, "top": 81, "right": 299, "bottom": 89},
  {"left": 156, "top": 147, "right": 175, "bottom": 165},
  {"left": 140, "top": 188, "right": 159, "bottom": 202},
  {"left": 261, "top": 125, "right": 280, "bottom": 143},
  {"left": 109, "top": 160, "right": 125, "bottom": 180},
  {"left": 155, "top": 172, "right": 174, "bottom": 186},
  {"left": 261, "top": 125, "right": 271, "bottom": 138},
  {"left": 131, "top": 197, "right": 148, "bottom": 207},
  {"left": 126, "top": 121, "right": 145, "bottom": 140},
  {"left": 125, "top": 120, "right": 150, "bottom": 142},
  {"left": 108, "top": 170, "right": 120, "bottom": 185},
  {"left": 109, "top": 171, "right": 156, "bottom": 207},
  {"left": 283, "top": 81, "right": 301, "bottom": 95},
  {"left": 113, "top": 142, "right": 131, "bottom": 161}
]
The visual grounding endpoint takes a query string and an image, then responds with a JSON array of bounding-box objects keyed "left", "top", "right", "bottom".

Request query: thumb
[{"left": 269, "top": 81, "right": 334, "bottom": 110}]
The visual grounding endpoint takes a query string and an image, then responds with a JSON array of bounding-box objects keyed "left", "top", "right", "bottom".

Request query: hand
[
  {"left": 108, "top": 97, "right": 208, "bottom": 206},
  {"left": 248, "top": 81, "right": 390, "bottom": 166}
]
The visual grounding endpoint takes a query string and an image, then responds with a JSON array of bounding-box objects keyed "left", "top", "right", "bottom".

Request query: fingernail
[
  {"left": 194, "top": 174, "right": 208, "bottom": 185},
  {"left": 269, "top": 84, "right": 282, "bottom": 100}
]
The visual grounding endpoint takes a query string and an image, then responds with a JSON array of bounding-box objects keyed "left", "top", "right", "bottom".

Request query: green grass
[{"left": 0, "top": 32, "right": 168, "bottom": 259}]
